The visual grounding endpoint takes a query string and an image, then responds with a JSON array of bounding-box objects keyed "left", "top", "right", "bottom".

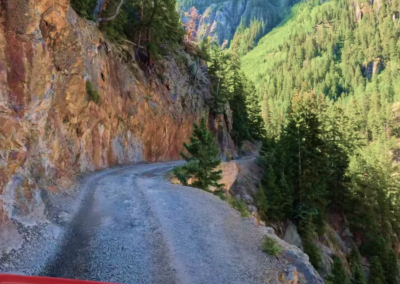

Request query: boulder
[
  {"left": 284, "top": 221, "right": 303, "bottom": 250},
  {"left": 332, "top": 230, "right": 350, "bottom": 254},
  {"left": 262, "top": 229, "right": 324, "bottom": 284},
  {"left": 280, "top": 265, "right": 299, "bottom": 284},
  {"left": 247, "top": 205, "right": 258, "bottom": 213}
]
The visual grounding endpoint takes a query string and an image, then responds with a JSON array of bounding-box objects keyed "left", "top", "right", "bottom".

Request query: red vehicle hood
[{"left": 0, "top": 275, "right": 120, "bottom": 284}]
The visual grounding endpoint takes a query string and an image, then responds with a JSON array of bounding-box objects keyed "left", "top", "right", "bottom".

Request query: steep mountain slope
[
  {"left": 177, "top": 0, "right": 299, "bottom": 51},
  {"left": 0, "top": 0, "right": 235, "bottom": 257},
  {"left": 242, "top": 0, "right": 400, "bottom": 138},
  {"left": 241, "top": 0, "right": 400, "bottom": 280}
]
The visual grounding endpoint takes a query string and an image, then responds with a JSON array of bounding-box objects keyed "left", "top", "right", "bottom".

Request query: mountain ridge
[{"left": 177, "top": 0, "right": 300, "bottom": 51}]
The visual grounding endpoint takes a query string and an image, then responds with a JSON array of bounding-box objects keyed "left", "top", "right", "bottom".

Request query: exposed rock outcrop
[
  {"left": 284, "top": 222, "right": 303, "bottom": 250},
  {"left": 262, "top": 227, "right": 325, "bottom": 284},
  {"left": 178, "top": 0, "right": 300, "bottom": 46},
  {"left": 0, "top": 0, "right": 234, "bottom": 257}
]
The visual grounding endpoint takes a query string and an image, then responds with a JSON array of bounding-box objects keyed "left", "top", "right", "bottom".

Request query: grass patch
[
  {"left": 262, "top": 236, "right": 282, "bottom": 257},
  {"left": 227, "top": 197, "right": 249, "bottom": 217},
  {"left": 86, "top": 81, "right": 100, "bottom": 104},
  {"left": 213, "top": 189, "right": 227, "bottom": 201}
]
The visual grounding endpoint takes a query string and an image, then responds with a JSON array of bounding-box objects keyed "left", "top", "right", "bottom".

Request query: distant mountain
[{"left": 177, "top": 0, "right": 299, "bottom": 52}]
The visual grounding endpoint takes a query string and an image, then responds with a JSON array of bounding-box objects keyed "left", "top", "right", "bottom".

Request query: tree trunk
[
  {"left": 98, "top": 0, "right": 124, "bottom": 23},
  {"left": 146, "top": 0, "right": 158, "bottom": 65}
]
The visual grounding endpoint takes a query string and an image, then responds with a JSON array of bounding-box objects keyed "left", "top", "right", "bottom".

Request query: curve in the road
[{"left": 40, "top": 162, "right": 278, "bottom": 284}]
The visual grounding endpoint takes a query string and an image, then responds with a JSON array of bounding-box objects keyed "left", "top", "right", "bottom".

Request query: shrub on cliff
[
  {"left": 327, "top": 257, "right": 350, "bottom": 284},
  {"left": 298, "top": 216, "right": 322, "bottom": 270},
  {"left": 70, "top": 0, "right": 97, "bottom": 20},
  {"left": 349, "top": 247, "right": 366, "bottom": 284},
  {"left": 86, "top": 81, "right": 100, "bottom": 104},
  {"left": 368, "top": 257, "right": 385, "bottom": 284},
  {"left": 227, "top": 197, "right": 249, "bottom": 217},
  {"left": 262, "top": 236, "right": 281, "bottom": 257},
  {"left": 173, "top": 117, "right": 223, "bottom": 191}
]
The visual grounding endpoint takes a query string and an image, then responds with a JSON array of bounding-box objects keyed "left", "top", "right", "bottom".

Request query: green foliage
[
  {"left": 258, "top": 93, "right": 332, "bottom": 230},
  {"left": 242, "top": 0, "right": 400, "bottom": 141},
  {"left": 205, "top": 44, "right": 266, "bottom": 146},
  {"left": 173, "top": 117, "right": 223, "bottom": 191},
  {"left": 368, "top": 257, "right": 386, "bottom": 284},
  {"left": 207, "top": 44, "right": 231, "bottom": 114},
  {"left": 246, "top": 83, "right": 266, "bottom": 140},
  {"left": 86, "top": 81, "right": 100, "bottom": 104},
  {"left": 241, "top": 0, "right": 400, "bottom": 264},
  {"left": 303, "top": 241, "right": 322, "bottom": 270},
  {"left": 99, "top": 0, "right": 129, "bottom": 42},
  {"left": 262, "top": 236, "right": 282, "bottom": 257},
  {"left": 213, "top": 189, "right": 227, "bottom": 201},
  {"left": 298, "top": 216, "right": 322, "bottom": 270},
  {"left": 363, "top": 237, "right": 399, "bottom": 284},
  {"left": 260, "top": 163, "right": 292, "bottom": 221},
  {"left": 70, "top": 0, "right": 97, "bottom": 19},
  {"left": 254, "top": 187, "right": 268, "bottom": 220},
  {"left": 71, "top": 0, "right": 184, "bottom": 59},
  {"left": 178, "top": 0, "right": 298, "bottom": 50},
  {"left": 384, "top": 249, "right": 399, "bottom": 284},
  {"left": 231, "top": 19, "right": 265, "bottom": 56},
  {"left": 228, "top": 52, "right": 253, "bottom": 146},
  {"left": 328, "top": 257, "right": 350, "bottom": 284},
  {"left": 349, "top": 247, "right": 367, "bottom": 284},
  {"left": 351, "top": 264, "right": 366, "bottom": 284},
  {"left": 228, "top": 197, "right": 249, "bottom": 217}
]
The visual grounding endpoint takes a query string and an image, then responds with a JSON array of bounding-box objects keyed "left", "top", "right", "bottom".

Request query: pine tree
[
  {"left": 383, "top": 249, "right": 399, "bottom": 284},
  {"left": 235, "top": 0, "right": 400, "bottom": 259},
  {"left": 368, "top": 257, "right": 386, "bottom": 284},
  {"left": 321, "top": 104, "right": 351, "bottom": 208},
  {"left": 262, "top": 165, "right": 282, "bottom": 220},
  {"left": 70, "top": 0, "right": 97, "bottom": 19},
  {"left": 349, "top": 246, "right": 367, "bottom": 284},
  {"left": 246, "top": 82, "right": 266, "bottom": 140},
  {"left": 228, "top": 52, "right": 252, "bottom": 146},
  {"left": 299, "top": 215, "right": 322, "bottom": 270},
  {"left": 328, "top": 256, "right": 350, "bottom": 284},
  {"left": 277, "top": 172, "right": 293, "bottom": 218},
  {"left": 88, "top": 0, "right": 184, "bottom": 60},
  {"left": 173, "top": 118, "right": 223, "bottom": 191},
  {"left": 282, "top": 93, "right": 329, "bottom": 225},
  {"left": 351, "top": 263, "right": 367, "bottom": 284},
  {"left": 255, "top": 186, "right": 268, "bottom": 220},
  {"left": 208, "top": 44, "right": 231, "bottom": 114}
]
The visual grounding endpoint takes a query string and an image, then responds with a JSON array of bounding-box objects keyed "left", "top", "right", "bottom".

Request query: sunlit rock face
[
  {"left": 177, "top": 0, "right": 300, "bottom": 46},
  {"left": 0, "top": 0, "right": 235, "bottom": 257}
]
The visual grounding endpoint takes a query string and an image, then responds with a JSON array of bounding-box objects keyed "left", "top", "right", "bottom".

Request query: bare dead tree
[{"left": 98, "top": 0, "right": 124, "bottom": 23}]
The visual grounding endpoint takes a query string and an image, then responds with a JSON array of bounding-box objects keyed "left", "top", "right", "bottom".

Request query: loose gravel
[{"left": 2, "top": 161, "right": 280, "bottom": 284}]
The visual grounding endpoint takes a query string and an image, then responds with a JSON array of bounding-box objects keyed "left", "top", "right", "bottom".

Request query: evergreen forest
[{"left": 240, "top": 0, "right": 400, "bottom": 280}]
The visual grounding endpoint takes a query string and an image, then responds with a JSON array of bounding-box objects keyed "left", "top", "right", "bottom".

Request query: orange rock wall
[{"left": 0, "top": 0, "right": 234, "bottom": 256}]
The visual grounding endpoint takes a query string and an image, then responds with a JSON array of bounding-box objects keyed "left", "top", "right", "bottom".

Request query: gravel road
[{"left": 39, "top": 161, "right": 279, "bottom": 284}]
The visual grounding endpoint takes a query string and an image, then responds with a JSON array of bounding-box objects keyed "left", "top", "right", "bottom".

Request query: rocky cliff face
[
  {"left": 178, "top": 0, "right": 299, "bottom": 46},
  {"left": 0, "top": 0, "right": 234, "bottom": 256}
]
